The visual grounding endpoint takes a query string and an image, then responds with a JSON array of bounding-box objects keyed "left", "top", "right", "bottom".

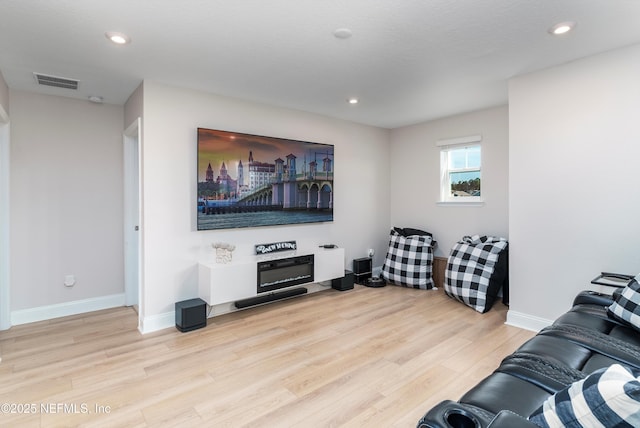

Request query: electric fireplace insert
[{"left": 257, "top": 255, "right": 314, "bottom": 293}]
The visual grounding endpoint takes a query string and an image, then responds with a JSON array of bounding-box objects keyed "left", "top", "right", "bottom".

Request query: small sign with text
[{"left": 255, "top": 241, "right": 297, "bottom": 255}]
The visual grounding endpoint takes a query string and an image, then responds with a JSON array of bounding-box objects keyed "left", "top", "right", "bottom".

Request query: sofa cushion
[
  {"left": 607, "top": 276, "right": 640, "bottom": 331},
  {"left": 515, "top": 336, "right": 592, "bottom": 370},
  {"left": 538, "top": 324, "right": 640, "bottom": 371},
  {"left": 528, "top": 364, "right": 640, "bottom": 428},
  {"left": 382, "top": 229, "right": 433, "bottom": 289}
]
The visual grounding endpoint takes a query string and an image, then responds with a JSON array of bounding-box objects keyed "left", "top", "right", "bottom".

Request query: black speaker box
[
  {"left": 175, "top": 298, "right": 207, "bottom": 332},
  {"left": 332, "top": 270, "right": 354, "bottom": 291},
  {"left": 353, "top": 257, "right": 372, "bottom": 285}
]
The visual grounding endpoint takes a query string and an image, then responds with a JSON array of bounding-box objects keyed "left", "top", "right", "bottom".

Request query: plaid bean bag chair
[
  {"left": 382, "top": 228, "right": 434, "bottom": 289},
  {"left": 444, "top": 235, "right": 508, "bottom": 313}
]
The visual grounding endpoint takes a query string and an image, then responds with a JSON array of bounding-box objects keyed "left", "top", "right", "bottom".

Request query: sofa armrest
[
  {"left": 487, "top": 410, "right": 539, "bottom": 428},
  {"left": 416, "top": 400, "right": 495, "bottom": 428}
]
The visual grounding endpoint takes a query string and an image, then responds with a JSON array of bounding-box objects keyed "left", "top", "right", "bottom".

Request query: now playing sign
[{"left": 255, "top": 241, "right": 297, "bottom": 255}]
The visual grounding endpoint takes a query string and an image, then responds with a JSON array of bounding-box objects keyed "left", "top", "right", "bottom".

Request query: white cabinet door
[
  {"left": 199, "top": 261, "right": 257, "bottom": 306},
  {"left": 314, "top": 248, "right": 345, "bottom": 282}
]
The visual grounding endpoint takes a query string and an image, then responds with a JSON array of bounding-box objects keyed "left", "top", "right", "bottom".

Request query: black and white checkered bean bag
[
  {"left": 382, "top": 228, "right": 434, "bottom": 289},
  {"left": 444, "top": 235, "right": 508, "bottom": 313}
]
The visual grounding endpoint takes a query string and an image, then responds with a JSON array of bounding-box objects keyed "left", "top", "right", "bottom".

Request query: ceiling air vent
[{"left": 33, "top": 72, "right": 79, "bottom": 90}]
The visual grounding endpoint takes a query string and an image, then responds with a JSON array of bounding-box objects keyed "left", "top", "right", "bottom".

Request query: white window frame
[{"left": 437, "top": 135, "right": 483, "bottom": 205}]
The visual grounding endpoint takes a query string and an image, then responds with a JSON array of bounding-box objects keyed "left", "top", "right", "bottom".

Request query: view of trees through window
[
  {"left": 447, "top": 145, "right": 480, "bottom": 197},
  {"left": 451, "top": 175, "right": 480, "bottom": 197}
]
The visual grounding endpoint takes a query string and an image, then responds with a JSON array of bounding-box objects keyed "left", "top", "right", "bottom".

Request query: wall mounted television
[{"left": 197, "top": 128, "right": 334, "bottom": 231}]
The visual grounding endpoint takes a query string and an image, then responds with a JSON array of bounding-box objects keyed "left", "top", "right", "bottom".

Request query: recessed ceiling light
[
  {"left": 105, "top": 31, "right": 131, "bottom": 45},
  {"left": 88, "top": 95, "right": 103, "bottom": 104},
  {"left": 549, "top": 21, "right": 576, "bottom": 36},
  {"left": 333, "top": 28, "right": 353, "bottom": 39},
  {"left": 347, "top": 98, "right": 359, "bottom": 105}
]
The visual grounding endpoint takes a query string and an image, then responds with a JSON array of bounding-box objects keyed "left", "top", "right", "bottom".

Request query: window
[{"left": 438, "top": 135, "right": 482, "bottom": 203}]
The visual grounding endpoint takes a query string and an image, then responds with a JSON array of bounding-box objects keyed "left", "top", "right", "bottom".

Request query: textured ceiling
[{"left": 2, "top": 0, "right": 640, "bottom": 128}]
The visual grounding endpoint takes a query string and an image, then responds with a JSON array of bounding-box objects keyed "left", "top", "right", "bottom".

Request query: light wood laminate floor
[{"left": 0, "top": 285, "right": 535, "bottom": 427}]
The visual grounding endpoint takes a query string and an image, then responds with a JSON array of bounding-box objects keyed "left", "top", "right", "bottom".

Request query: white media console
[{"left": 198, "top": 247, "right": 345, "bottom": 307}]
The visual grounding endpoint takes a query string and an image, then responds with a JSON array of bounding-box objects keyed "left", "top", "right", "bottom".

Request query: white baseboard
[
  {"left": 11, "top": 293, "right": 126, "bottom": 326},
  {"left": 139, "top": 311, "right": 175, "bottom": 334},
  {"left": 505, "top": 309, "right": 553, "bottom": 332}
]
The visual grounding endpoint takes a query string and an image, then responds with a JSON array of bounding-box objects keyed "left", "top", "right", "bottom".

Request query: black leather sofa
[{"left": 417, "top": 288, "right": 640, "bottom": 428}]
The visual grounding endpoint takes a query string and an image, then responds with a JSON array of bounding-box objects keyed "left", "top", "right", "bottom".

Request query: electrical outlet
[
  {"left": 64, "top": 275, "right": 76, "bottom": 287},
  {"left": 368, "top": 248, "right": 375, "bottom": 258}
]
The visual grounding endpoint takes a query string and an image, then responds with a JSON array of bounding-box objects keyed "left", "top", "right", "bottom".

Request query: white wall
[
  {"left": 124, "top": 83, "right": 143, "bottom": 129},
  {"left": 9, "top": 91, "right": 125, "bottom": 311},
  {"left": 509, "top": 44, "right": 640, "bottom": 327},
  {"left": 389, "top": 106, "right": 509, "bottom": 257},
  {"left": 140, "top": 81, "right": 390, "bottom": 325}
]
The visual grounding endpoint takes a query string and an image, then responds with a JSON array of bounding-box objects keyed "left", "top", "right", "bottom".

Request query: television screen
[{"left": 197, "top": 128, "right": 334, "bottom": 231}]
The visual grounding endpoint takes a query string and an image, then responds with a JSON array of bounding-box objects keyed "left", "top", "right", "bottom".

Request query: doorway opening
[{"left": 123, "top": 118, "right": 142, "bottom": 330}]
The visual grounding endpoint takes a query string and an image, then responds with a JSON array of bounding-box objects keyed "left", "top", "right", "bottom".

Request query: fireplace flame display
[
  {"left": 261, "top": 275, "right": 312, "bottom": 288},
  {"left": 257, "top": 255, "right": 314, "bottom": 293}
]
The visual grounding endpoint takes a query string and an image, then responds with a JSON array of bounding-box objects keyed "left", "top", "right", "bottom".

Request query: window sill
[{"left": 437, "top": 201, "right": 485, "bottom": 207}]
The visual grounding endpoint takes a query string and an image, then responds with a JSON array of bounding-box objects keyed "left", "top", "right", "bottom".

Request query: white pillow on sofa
[{"left": 529, "top": 363, "right": 640, "bottom": 428}]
